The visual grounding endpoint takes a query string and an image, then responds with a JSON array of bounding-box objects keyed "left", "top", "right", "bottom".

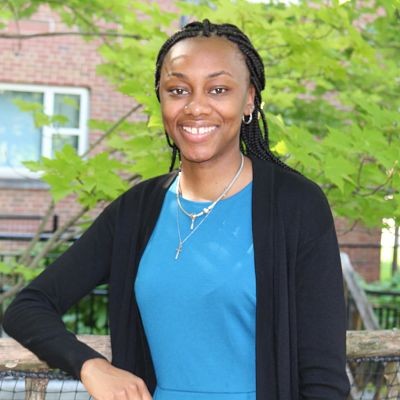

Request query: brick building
[
  {"left": 0, "top": 6, "right": 141, "bottom": 253},
  {"left": 0, "top": 5, "right": 381, "bottom": 281}
]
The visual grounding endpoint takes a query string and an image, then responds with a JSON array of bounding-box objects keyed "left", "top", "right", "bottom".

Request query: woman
[{"left": 3, "top": 20, "right": 350, "bottom": 399}]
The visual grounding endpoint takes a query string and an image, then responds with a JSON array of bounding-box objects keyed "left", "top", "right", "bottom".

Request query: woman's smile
[{"left": 181, "top": 125, "right": 217, "bottom": 136}]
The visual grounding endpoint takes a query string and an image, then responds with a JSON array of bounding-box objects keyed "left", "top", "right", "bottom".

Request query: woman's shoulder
[
  {"left": 252, "top": 158, "right": 334, "bottom": 237},
  {"left": 106, "top": 171, "right": 177, "bottom": 215},
  {"left": 252, "top": 157, "right": 327, "bottom": 205},
  {"left": 124, "top": 171, "right": 176, "bottom": 197}
]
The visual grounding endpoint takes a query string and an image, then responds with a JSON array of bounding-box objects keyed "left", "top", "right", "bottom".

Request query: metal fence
[{"left": 0, "top": 213, "right": 109, "bottom": 336}]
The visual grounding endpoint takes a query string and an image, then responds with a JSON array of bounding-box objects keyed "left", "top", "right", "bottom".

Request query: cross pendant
[{"left": 175, "top": 243, "right": 183, "bottom": 260}]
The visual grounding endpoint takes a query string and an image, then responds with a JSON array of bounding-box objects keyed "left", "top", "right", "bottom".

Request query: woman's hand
[{"left": 80, "top": 358, "right": 152, "bottom": 400}]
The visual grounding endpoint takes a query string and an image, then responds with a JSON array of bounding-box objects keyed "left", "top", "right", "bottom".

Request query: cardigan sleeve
[
  {"left": 2, "top": 203, "right": 116, "bottom": 379},
  {"left": 294, "top": 193, "right": 350, "bottom": 399}
]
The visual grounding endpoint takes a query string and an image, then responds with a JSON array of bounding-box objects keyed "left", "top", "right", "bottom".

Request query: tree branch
[
  {"left": 0, "top": 31, "right": 141, "bottom": 40},
  {"left": 82, "top": 104, "right": 142, "bottom": 158},
  {"left": 0, "top": 277, "right": 24, "bottom": 304},
  {"left": 18, "top": 201, "right": 56, "bottom": 266},
  {"left": 4, "top": 0, "right": 22, "bottom": 52},
  {"left": 338, "top": 219, "right": 360, "bottom": 237},
  {"left": 356, "top": 158, "right": 366, "bottom": 187},
  {"left": 28, "top": 206, "right": 88, "bottom": 271}
]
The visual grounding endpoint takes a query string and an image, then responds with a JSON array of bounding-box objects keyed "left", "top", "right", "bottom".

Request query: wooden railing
[
  {"left": 1, "top": 332, "right": 400, "bottom": 399},
  {"left": 341, "top": 252, "right": 380, "bottom": 330},
  {"left": 0, "top": 336, "right": 110, "bottom": 399}
]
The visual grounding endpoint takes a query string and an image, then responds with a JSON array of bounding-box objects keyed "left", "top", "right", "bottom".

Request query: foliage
[
  {"left": 179, "top": 0, "right": 400, "bottom": 227},
  {"left": 0, "top": 259, "right": 41, "bottom": 281},
  {"left": 364, "top": 272, "right": 400, "bottom": 293},
  {"left": 62, "top": 287, "right": 108, "bottom": 335},
  {"left": 95, "top": 0, "right": 400, "bottom": 227},
  {"left": 0, "top": 0, "right": 398, "bottom": 301},
  {"left": 2, "top": 0, "right": 398, "bottom": 224}
]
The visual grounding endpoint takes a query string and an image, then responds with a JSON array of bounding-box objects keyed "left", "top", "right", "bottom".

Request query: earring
[{"left": 242, "top": 113, "right": 253, "bottom": 125}]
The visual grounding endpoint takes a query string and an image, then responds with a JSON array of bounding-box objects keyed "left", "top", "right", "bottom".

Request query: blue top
[{"left": 135, "top": 178, "right": 256, "bottom": 400}]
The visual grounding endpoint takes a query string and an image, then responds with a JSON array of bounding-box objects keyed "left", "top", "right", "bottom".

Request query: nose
[{"left": 183, "top": 95, "right": 211, "bottom": 117}]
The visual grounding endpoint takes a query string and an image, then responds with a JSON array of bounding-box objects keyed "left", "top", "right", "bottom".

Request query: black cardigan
[{"left": 3, "top": 157, "right": 350, "bottom": 399}]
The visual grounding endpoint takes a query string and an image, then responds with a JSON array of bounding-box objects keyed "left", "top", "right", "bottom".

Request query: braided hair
[{"left": 155, "top": 19, "right": 292, "bottom": 172}]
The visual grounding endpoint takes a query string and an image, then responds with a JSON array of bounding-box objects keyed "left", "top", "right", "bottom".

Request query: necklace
[
  {"left": 176, "top": 153, "right": 244, "bottom": 230},
  {"left": 175, "top": 153, "right": 245, "bottom": 260},
  {"left": 175, "top": 206, "right": 213, "bottom": 260}
]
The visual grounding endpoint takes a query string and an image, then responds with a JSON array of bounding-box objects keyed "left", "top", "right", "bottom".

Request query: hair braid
[{"left": 155, "top": 19, "right": 296, "bottom": 173}]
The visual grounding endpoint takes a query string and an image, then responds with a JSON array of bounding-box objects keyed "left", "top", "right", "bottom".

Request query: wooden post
[
  {"left": 25, "top": 377, "right": 49, "bottom": 400},
  {"left": 392, "top": 224, "right": 399, "bottom": 277},
  {"left": 384, "top": 362, "right": 400, "bottom": 399},
  {"left": 341, "top": 252, "right": 380, "bottom": 330}
]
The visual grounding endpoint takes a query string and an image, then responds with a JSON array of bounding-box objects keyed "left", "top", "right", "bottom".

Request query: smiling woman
[
  {"left": 3, "top": 20, "right": 350, "bottom": 400},
  {"left": 158, "top": 36, "right": 253, "bottom": 169}
]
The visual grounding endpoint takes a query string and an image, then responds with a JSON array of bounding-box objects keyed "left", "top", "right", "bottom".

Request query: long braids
[{"left": 155, "top": 19, "right": 293, "bottom": 173}]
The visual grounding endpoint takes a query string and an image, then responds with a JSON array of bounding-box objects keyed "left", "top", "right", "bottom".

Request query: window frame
[{"left": 0, "top": 83, "right": 89, "bottom": 179}]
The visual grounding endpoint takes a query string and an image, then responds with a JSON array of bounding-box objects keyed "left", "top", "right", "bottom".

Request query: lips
[{"left": 182, "top": 125, "right": 217, "bottom": 135}]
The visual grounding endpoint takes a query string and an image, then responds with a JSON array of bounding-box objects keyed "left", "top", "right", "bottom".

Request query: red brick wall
[
  {"left": 1, "top": 7, "right": 135, "bottom": 122},
  {"left": 0, "top": 6, "right": 138, "bottom": 251},
  {"left": 335, "top": 218, "right": 381, "bottom": 282}
]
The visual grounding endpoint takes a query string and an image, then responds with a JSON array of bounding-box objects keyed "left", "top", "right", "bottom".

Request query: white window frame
[{"left": 0, "top": 83, "right": 89, "bottom": 179}]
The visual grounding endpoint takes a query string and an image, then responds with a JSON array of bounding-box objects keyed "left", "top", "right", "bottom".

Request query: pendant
[
  {"left": 175, "top": 242, "right": 183, "bottom": 260},
  {"left": 190, "top": 215, "right": 195, "bottom": 230}
]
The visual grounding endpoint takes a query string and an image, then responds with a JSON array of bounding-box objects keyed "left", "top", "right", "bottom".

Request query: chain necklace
[
  {"left": 175, "top": 154, "right": 245, "bottom": 260},
  {"left": 175, "top": 206, "right": 213, "bottom": 260},
  {"left": 176, "top": 153, "right": 244, "bottom": 230}
]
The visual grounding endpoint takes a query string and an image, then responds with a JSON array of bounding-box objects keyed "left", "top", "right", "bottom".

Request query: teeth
[{"left": 182, "top": 126, "right": 216, "bottom": 135}]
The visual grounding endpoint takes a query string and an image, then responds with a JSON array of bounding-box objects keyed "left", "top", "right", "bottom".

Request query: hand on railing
[{"left": 81, "top": 358, "right": 152, "bottom": 400}]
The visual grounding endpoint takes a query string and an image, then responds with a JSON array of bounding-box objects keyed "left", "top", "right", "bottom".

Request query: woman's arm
[
  {"left": 295, "top": 211, "right": 350, "bottom": 398},
  {"left": 3, "top": 204, "right": 115, "bottom": 378}
]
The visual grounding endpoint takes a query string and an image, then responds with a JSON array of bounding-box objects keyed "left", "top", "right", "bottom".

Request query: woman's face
[{"left": 158, "top": 36, "right": 255, "bottom": 165}]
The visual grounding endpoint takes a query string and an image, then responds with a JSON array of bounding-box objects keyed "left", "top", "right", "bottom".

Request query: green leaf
[{"left": 323, "top": 153, "right": 357, "bottom": 192}]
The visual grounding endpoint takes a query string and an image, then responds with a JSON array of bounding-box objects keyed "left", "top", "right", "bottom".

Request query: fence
[
  {"left": 0, "top": 287, "right": 108, "bottom": 337},
  {"left": 0, "top": 213, "right": 109, "bottom": 336},
  {"left": 366, "top": 289, "right": 400, "bottom": 329},
  {"left": 0, "top": 335, "right": 110, "bottom": 400},
  {"left": 343, "top": 252, "right": 400, "bottom": 331},
  {"left": 1, "top": 331, "right": 400, "bottom": 399}
]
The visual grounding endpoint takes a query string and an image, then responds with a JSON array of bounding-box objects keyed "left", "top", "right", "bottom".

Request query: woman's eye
[
  {"left": 210, "top": 87, "right": 228, "bottom": 95},
  {"left": 168, "top": 88, "right": 188, "bottom": 96}
]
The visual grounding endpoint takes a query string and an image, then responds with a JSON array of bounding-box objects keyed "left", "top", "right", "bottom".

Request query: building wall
[
  {"left": 0, "top": 5, "right": 382, "bottom": 281},
  {"left": 335, "top": 219, "right": 381, "bottom": 282},
  {"left": 0, "top": 6, "right": 138, "bottom": 249}
]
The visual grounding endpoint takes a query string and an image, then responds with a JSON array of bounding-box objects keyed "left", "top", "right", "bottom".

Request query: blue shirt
[{"left": 135, "top": 178, "right": 256, "bottom": 400}]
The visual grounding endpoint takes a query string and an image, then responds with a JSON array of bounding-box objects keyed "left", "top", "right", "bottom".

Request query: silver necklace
[
  {"left": 175, "top": 154, "right": 245, "bottom": 260},
  {"left": 175, "top": 206, "right": 213, "bottom": 260},
  {"left": 176, "top": 153, "right": 244, "bottom": 230}
]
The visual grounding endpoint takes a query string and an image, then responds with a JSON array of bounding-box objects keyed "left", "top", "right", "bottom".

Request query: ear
[{"left": 244, "top": 85, "right": 256, "bottom": 115}]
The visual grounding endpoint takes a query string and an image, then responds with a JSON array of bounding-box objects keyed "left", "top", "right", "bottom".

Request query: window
[{"left": 0, "top": 83, "right": 89, "bottom": 179}]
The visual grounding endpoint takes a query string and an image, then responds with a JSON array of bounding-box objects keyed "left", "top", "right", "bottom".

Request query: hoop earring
[{"left": 242, "top": 113, "right": 253, "bottom": 125}]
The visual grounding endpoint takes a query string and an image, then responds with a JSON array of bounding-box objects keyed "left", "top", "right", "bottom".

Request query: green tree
[{"left": 0, "top": 0, "right": 398, "bottom": 300}]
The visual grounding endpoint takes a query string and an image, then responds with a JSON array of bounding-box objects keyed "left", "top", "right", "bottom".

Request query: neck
[{"left": 179, "top": 153, "right": 252, "bottom": 202}]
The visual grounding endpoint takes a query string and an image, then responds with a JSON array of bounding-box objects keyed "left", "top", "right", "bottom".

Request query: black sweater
[{"left": 3, "top": 157, "right": 350, "bottom": 399}]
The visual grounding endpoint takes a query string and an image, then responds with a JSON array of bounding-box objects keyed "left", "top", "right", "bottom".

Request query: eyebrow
[{"left": 167, "top": 70, "right": 233, "bottom": 79}]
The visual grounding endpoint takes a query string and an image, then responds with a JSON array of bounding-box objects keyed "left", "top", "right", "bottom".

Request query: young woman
[{"left": 3, "top": 20, "right": 350, "bottom": 400}]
